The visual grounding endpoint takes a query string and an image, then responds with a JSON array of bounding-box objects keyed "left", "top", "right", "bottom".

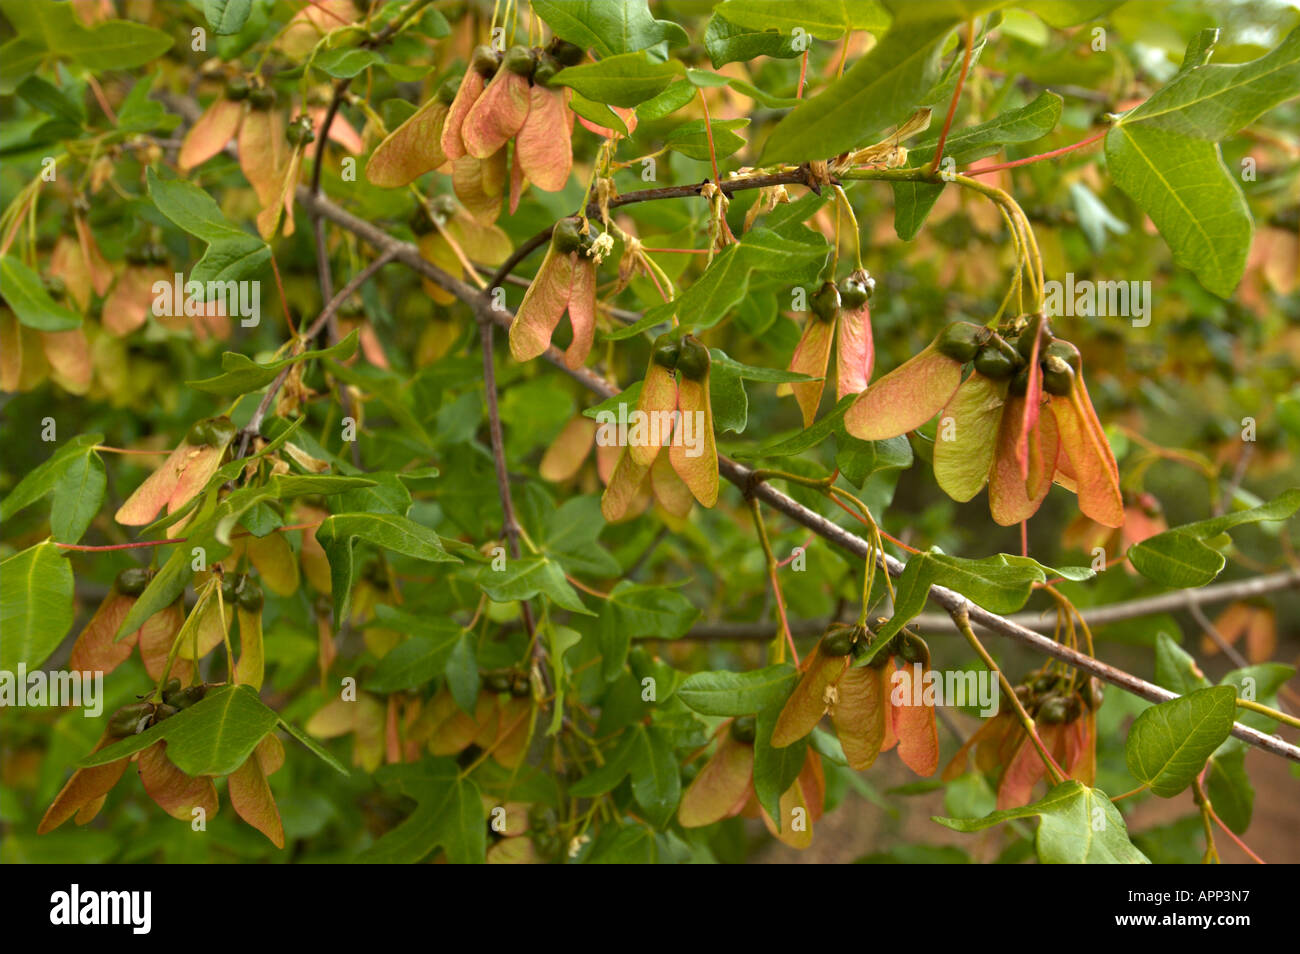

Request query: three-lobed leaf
[{"left": 1124, "top": 686, "right": 1237, "bottom": 797}]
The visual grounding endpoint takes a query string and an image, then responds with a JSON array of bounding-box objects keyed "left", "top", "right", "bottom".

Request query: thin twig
[
  {"left": 478, "top": 312, "right": 549, "bottom": 696},
  {"left": 235, "top": 250, "right": 397, "bottom": 458},
  {"left": 912, "top": 568, "right": 1300, "bottom": 633}
]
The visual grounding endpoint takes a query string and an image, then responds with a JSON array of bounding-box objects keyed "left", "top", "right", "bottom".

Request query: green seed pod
[
  {"left": 1037, "top": 694, "right": 1069, "bottom": 724},
  {"left": 503, "top": 45, "right": 535, "bottom": 77},
  {"left": 973, "top": 339, "right": 1020, "bottom": 380},
  {"left": 935, "top": 321, "right": 984, "bottom": 363},
  {"left": 146, "top": 242, "right": 169, "bottom": 265},
  {"left": 248, "top": 86, "right": 275, "bottom": 111},
  {"left": 510, "top": 674, "right": 531, "bottom": 698},
  {"left": 437, "top": 76, "right": 461, "bottom": 105},
  {"left": 1041, "top": 354, "right": 1075, "bottom": 396},
  {"left": 1044, "top": 339, "right": 1081, "bottom": 374},
  {"left": 126, "top": 245, "right": 152, "bottom": 266},
  {"left": 820, "top": 624, "right": 855, "bottom": 657},
  {"left": 225, "top": 75, "right": 251, "bottom": 101},
  {"left": 675, "top": 336, "right": 710, "bottom": 382},
  {"left": 1084, "top": 678, "right": 1104, "bottom": 711},
  {"left": 1014, "top": 683, "right": 1034, "bottom": 706},
  {"left": 810, "top": 281, "right": 841, "bottom": 323},
  {"left": 286, "top": 114, "right": 315, "bottom": 147},
  {"left": 533, "top": 51, "right": 561, "bottom": 87},
  {"left": 484, "top": 673, "right": 513, "bottom": 694},
  {"left": 729, "top": 715, "right": 757, "bottom": 744},
  {"left": 237, "top": 578, "right": 264, "bottom": 612},
  {"left": 108, "top": 702, "right": 153, "bottom": 738},
  {"left": 205, "top": 416, "right": 238, "bottom": 447},
  {"left": 651, "top": 333, "right": 681, "bottom": 371},
  {"left": 837, "top": 274, "right": 872, "bottom": 310},
  {"left": 115, "top": 567, "right": 152, "bottom": 597},
  {"left": 153, "top": 703, "right": 179, "bottom": 722},
  {"left": 221, "top": 574, "right": 240, "bottom": 604},
  {"left": 186, "top": 420, "right": 215, "bottom": 446},
  {"left": 548, "top": 37, "right": 585, "bottom": 67},
  {"left": 471, "top": 45, "right": 501, "bottom": 78},
  {"left": 1015, "top": 313, "right": 1052, "bottom": 362},
  {"left": 897, "top": 631, "right": 930, "bottom": 668},
  {"left": 577, "top": 221, "right": 598, "bottom": 254},
  {"left": 168, "top": 685, "right": 207, "bottom": 711},
  {"left": 552, "top": 216, "right": 584, "bottom": 255},
  {"left": 1032, "top": 674, "right": 1059, "bottom": 694}
]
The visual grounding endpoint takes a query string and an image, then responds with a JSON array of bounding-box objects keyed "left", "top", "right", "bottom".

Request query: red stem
[
  {"left": 830, "top": 494, "right": 923, "bottom": 555},
  {"left": 796, "top": 49, "right": 809, "bottom": 99},
  {"left": 963, "top": 129, "right": 1108, "bottom": 177},
  {"left": 769, "top": 561, "right": 800, "bottom": 665},
  {"left": 777, "top": 535, "right": 815, "bottom": 568},
  {"left": 55, "top": 537, "right": 185, "bottom": 552},
  {"left": 929, "top": 20, "right": 975, "bottom": 176}
]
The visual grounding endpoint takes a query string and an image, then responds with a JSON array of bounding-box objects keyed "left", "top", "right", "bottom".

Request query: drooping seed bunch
[
  {"left": 114, "top": 416, "right": 239, "bottom": 527},
  {"left": 601, "top": 333, "right": 719, "bottom": 521},
  {"left": 845, "top": 314, "right": 1124, "bottom": 527},
  {"left": 772, "top": 622, "right": 940, "bottom": 778},
  {"left": 368, "top": 37, "right": 583, "bottom": 214},
  {"left": 785, "top": 270, "right": 875, "bottom": 427},
  {"left": 509, "top": 216, "right": 599, "bottom": 369},
  {"left": 40, "top": 679, "right": 287, "bottom": 847},
  {"left": 944, "top": 672, "right": 1100, "bottom": 810}
]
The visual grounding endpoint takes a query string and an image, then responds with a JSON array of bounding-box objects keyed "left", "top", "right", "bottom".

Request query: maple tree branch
[
  {"left": 912, "top": 567, "right": 1300, "bottom": 632},
  {"left": 294, "top": 186, "right": 1300, "bottom": 766},
  {"left": 492, "top": 165, "right": 846, "bottom": 284}
]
